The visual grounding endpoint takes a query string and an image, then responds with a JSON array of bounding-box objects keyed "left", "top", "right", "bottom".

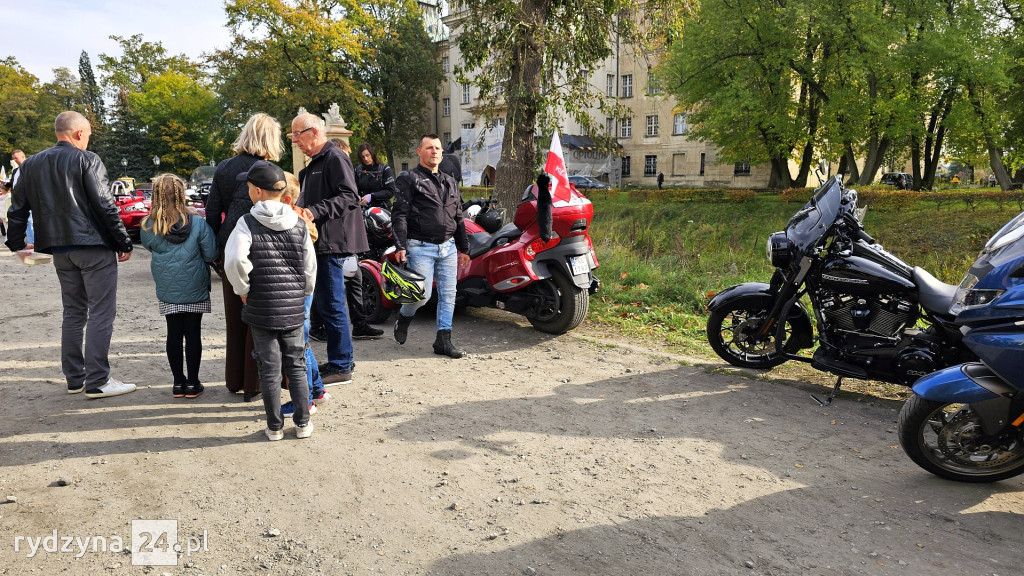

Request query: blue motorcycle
[{"left": 898, "top": 211, "right": 1024, "bottom": 482}]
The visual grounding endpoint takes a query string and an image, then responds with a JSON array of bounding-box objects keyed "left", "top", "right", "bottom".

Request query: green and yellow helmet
[{"left": 381, "top": 261, "right": 427, "bottom": 304}]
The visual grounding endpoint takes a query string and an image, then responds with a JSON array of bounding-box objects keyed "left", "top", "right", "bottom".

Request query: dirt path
[{"left": 1, "top": 250, "right": 1021, "bottom": 575}]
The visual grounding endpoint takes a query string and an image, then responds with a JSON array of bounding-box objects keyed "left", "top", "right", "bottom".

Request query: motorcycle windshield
[
  {"left": 969, "top": 211, "right": 1024, "bottom": 287},
  {"left": 785, "top": 177, "right": 842, "bottom": 251}
]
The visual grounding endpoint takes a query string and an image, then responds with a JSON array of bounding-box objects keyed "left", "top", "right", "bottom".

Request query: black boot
[
  {"left": 432, "top": 330, "right": 463, "bottom": 359},
  {"left": 394, "top": 314, "right": 413, "bottom": 345}
]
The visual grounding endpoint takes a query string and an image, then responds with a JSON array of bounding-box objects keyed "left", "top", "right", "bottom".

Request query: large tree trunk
[
  {"left": 966, "top": 80, "right": 1013, "bottom": 190},
  {"left": 769, "top": 156, "right": 794, "bottom": 189},
  {"left": 842, "top": 143, "right": 860, "bottom": 185},
  {"left": 918, "top": 85, "right": 955, "bottom": 190},
  {"left": 858, "top": 135, "right": 890, "bottom": 185},
  {"left": 492, "top": 0, "right": 551, "bottom": 214}
]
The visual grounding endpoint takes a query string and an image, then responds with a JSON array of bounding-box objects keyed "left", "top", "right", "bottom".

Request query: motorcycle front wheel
[
  {"left": 706, "top": 296, "right": 794, "bottom": 369},
  {"left": 360, "top": 268, "right": 392, "bottom": 324},
  {"left": 527, "top": 271, "right": 589, "bottom": 334},
  {"left": 898, "top": 395, "right": 1024, "bottom": 483}
]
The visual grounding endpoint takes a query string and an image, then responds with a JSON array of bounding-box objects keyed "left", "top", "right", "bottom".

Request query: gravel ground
[{"left": 1, "top": 249, "right": 1022, "bottom": 575}]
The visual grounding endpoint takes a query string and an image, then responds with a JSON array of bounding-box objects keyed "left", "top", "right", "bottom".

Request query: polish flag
[{"left": 543, "top": 130, "right": 573, "bottom": 203}]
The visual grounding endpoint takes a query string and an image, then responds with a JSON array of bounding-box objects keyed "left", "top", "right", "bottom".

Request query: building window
[
  {"left": 443, "top": 132, "right": 451, "bottom": 146},
  {"left": 401, "top": 162, "right": 409, "bottom": 172},
  {"left": 673, "top": 113, "right": 687, "bottom": 135},
  {"left": 461, "top": 122, "right": 475, "bottom": 130},
  {"left": 606, "top": 74, "right": 615, "bottom": 97},
  {"left": 735, "top": 161, "right": 751, "bottom": 175},
  {"left": 496, "top": 117, "right": 506, "bottom": 127},
  {"left": 462, "top": 84, "right": 471, "bottom": 104},
  {"left": 699, "top": 152, "right": 706, "bottom": 176},
  {"left": 644, "top": 155, "right": 657, "bottom": 176},
  {"left": 672, "top": 153, "right": 686, "bottom": 176},
  {"left": 620, "top": 117, "right": 632, "bottom": 138},
  {"left": 606, "top": 117, "right": 614, "bottom": 135},
  {"left": 621, "top": 156, "right": 631, "bottom": 176},
  {"left": 442, "top": 98, "right": 450, "bottom": 117},
  {"left": 442, "top": 56, "right": 449, "bottom": 74},
  {"left": 647, "top": 71, "right": 661, "bottom": 95},
  {"left": 646, "top": 115, "right": 659, "bottom": 137},
  {"left": 621, "top": 74, "right": 633, "bottom": 98}
]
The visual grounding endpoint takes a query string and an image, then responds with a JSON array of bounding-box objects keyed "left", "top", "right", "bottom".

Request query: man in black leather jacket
[{"left": 5, "top": 111, "right": 137, "bottom": 399}]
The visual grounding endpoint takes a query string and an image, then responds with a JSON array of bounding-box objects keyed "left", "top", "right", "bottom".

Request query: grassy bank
[{"left": 584, "top": 186, "right": 1018, "bottom": 358}]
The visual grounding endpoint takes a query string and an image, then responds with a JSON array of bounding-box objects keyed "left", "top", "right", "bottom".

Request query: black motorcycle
[{"left": 706, "top": 171, "right": 973, "bottom": 405}]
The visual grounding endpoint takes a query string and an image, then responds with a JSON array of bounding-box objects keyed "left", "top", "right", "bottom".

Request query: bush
[
  {"left": 726, "top": 189, "right": 756, "bottom": 203},
  {"left": 780, "top": 187, "right": 814, "bottom": 203},
  {"left": 856, "top": 189, "right": 923, "bottom": 212}
]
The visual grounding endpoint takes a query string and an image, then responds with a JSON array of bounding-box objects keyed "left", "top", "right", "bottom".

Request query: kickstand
[{"left": 811, "top": 376, "right": 843, "bottom": 407}]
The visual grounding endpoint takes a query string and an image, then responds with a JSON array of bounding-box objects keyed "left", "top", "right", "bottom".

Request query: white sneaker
[
  {"left": 84, "top": 378, "right": 137, "bottom": 399},
  {"left": 296, "top": 422, "right": 314, "bottom": 439},
  {"left": 312, "top": 390, "right": 331, "bottom": 403},
  {"left": 265, "top": 427, "right": 284, "bottom": 441}
]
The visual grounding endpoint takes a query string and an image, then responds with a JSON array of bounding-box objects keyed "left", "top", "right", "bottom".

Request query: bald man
[{"left": 6, "top": 111, "right": 136, "bottom": 399}]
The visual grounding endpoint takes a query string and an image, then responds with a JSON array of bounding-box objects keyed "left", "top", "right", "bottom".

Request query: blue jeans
[
  {"left": 400, "top": 238, "right": 458, "bottom": 331},
  {"left": 304, "top": 295, "right": 323, "bottom": 402},
  {"left": 314, "top": 254, "right": 353, "bottom": 372},
  {"left": 26, "top": 213, "right": 34, "bottom": 244}
]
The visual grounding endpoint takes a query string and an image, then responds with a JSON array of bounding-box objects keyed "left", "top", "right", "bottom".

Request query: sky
[{"left": 1, "top": 0, "right": 234, "bottom": 82}]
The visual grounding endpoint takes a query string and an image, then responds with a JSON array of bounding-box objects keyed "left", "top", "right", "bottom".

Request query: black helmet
[
  {"left": 476, "top": 209, "right": 502, "bottom": 234},
  {"left": 364, "top": 206, "right": 393, "bottom": 248},
  {"left": 381, "top": 261, "right": 427, "bottom": 304}
]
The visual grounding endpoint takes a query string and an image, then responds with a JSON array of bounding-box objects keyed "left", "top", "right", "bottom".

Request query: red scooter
[{"left": 361, "top": 173, "right": 600, "bottom": 334}]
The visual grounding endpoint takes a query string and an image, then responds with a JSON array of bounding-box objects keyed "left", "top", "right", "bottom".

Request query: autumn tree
[
  {"left": 131, "top": 72, "right": 221, "bottom": 176},
  {"left": 0, "top": 57, "right": 52, "bottom": 156},
  {"left": 216, "top": 0, "right": 369, "bottom": 144}
]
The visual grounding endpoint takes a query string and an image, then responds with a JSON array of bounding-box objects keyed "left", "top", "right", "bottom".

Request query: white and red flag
[{"left": 543, "top": 130, "right": 574, "bottom": 203}]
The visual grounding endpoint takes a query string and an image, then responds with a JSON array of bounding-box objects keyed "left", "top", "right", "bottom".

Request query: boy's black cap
[{"left": 236, "top": 160, "right": 287, "bottom": 192}]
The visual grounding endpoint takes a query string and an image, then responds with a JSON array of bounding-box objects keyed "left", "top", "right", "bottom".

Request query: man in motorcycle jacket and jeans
[{"left": 392, "top": 133, "right": 470, "bottom": 358}]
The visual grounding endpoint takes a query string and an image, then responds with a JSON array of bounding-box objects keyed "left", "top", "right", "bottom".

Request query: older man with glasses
[{"left": 292, "top": 113, "right": 368, "bottom": 384}]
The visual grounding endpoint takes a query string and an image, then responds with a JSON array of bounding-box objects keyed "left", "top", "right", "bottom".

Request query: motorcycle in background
[
  {"left": 897, "top": 212, "right": 1024, "bottom": 482},
  {"left": 706, "top": 168, "right": 973, "bottom": 405},
  {"left": 362, "top": 173, "right": 600, "bottom": 334}
]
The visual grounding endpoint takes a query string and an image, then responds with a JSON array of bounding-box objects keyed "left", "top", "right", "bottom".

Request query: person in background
[
  {"left": 141, "top": 174, "right": 218, "bottom": 398},
  {"left": 392, "top": 134, "right": 470, "bottom": 358},
  {"left": 224, "top": 161, "right": 317, "bottom": 440},
  {"left": 5, "top": 112, "right": 135, "bottom": 398},
  {"left": 205, "top": 113, "right": 285, "bottom": 402},
  {"left": 3, "top": 150, "right": 29, "bottom": 244},
  {"left": 657, "top": 171, "right": 664, "bottom": 190},
  {"left": 355, "top": 142, "right": 397, "bottom": 209}
]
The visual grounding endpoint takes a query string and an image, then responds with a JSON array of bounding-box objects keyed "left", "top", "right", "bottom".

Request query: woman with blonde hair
[
  {"left": 205, "top": 112, "right": 285, "bottom": 400},
  {"left": 141, "top": 173, "right": 218, "bottom": 398}
]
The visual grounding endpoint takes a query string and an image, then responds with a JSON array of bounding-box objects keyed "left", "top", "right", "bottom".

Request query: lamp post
[
  {"left": 120, "top": 157, "right": 127, "bottom": 177},
  {"left": 152, "top": 156, "right": 161, "bottom": 170}
]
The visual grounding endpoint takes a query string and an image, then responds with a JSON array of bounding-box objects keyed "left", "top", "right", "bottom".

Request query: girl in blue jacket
[{"left": 142, "top": 174, "right": 218, "bottom": 398}]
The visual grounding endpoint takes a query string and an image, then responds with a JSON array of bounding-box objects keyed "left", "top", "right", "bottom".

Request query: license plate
[{"left": 569, "top": 256, "right": 589, "bottom": 276}]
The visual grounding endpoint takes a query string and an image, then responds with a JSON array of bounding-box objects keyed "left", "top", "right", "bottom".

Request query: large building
[{"left": 403, "top": 2, "right": 770, "bottom": 189}]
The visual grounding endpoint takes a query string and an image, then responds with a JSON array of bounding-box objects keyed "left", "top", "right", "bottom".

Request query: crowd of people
[{"left": 4, "top": 110, "right": 470, "bottom": 442}]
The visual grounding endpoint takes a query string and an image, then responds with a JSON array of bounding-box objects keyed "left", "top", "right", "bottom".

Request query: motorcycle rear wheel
[
  {"left": 527, "top": 271, "right": 589, "bottom": 334},
  {"left": 706, "top": 296, "right": 793, "bottom": 369},
  {"left": 898, "top": 395, "right": 1024, "bottom": 483}
]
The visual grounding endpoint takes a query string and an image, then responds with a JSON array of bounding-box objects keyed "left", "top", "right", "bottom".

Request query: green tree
[
  {"left": 103, "top": 88, "right": 153, "bottom": 179},
  {"left": 98, "top": 34, "right": 201, "bottom": 95},
  {"left": 131, "top": 71, "right": 221, "bottom": 175},
  {"left": 0, "top": 57, "right": 52, "bottom": 156},
  {"left": 79, "top": 51, "right": 106, "bottom": 124},
  {"left": 356, "top": 0, "right": 443, "bottom": 165},
  {"left": 453, "top": 0, "right": 646, "bottom": 207}
]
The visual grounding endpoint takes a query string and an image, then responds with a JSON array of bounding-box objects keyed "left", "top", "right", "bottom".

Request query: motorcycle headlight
[
  {"left": 766, "top": 232, "right": 793, "bottom": 268},
  {"left": 949, "top": 273, "right": 1004, "bottom": 314}
]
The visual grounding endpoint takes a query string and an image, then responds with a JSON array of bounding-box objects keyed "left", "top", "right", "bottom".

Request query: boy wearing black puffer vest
[{"left": 224, "top": 161, "right": 317, "bottom": 441}]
